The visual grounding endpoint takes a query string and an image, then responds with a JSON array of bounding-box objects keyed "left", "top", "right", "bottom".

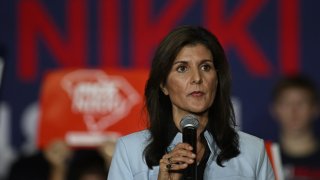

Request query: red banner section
[{"left": 38, "top": 68, "right": 149, "bottom": 148}]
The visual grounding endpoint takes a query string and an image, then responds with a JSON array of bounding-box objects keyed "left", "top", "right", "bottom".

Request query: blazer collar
[{"left": 166, "top": 130, "right": 218, "bottom": 159}]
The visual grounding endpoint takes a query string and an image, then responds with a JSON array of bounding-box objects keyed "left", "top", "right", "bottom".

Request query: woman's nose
[{"left": 191, "top": 69, "right": 202, "bottom": 84}]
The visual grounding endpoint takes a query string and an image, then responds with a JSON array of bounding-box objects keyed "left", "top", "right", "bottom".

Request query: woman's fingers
[
  {"left": 162, "top": 143, "right": 196, "bottom": 170},
  {"left": 166, "top": 162, "right": 188, "bottom": 171},
  {"left": 174, "top": 143, "right": 193, "bottom": 151},
  {"left": 170, "top": 143, "right": 196, "bottom": 161},
  {"left": 158, "top": 143, "right": 197, "bottom": 180},
  {"left": 168, "top": 155, "right": 195, "bottom": 165}
]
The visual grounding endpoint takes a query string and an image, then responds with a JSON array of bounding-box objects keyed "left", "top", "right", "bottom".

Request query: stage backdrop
[{"left": 1, "top": 0, "right": 320, "bottom": 177}]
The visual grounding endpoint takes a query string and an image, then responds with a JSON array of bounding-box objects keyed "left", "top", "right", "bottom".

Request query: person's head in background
[
  {"left": 66, "top": 149, "right": 108, "bottom": 180},
  {"left": 271, "top": 75, "right": 319, "bottom": 136},
  {"left": 271, "top": 75, "right": 319, "bottom": 155}
]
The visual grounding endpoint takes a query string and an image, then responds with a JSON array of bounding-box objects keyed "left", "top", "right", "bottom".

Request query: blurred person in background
[
  {"left": 98, "top": 140, "right": 116, "bottom": 169},
  {"left": 66, "top": 149, "right": 108, "bottom": 180},
  {"left": 7, "top": 139, "right": 114, "bottom": 180},
  {"left": 271, "top": 75, "right": 320, "bottom": 179},
  {"left": 8, "top": 140, "right": 72, "bottom": 180}
]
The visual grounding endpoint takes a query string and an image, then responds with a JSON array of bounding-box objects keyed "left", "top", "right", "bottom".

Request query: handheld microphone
[{"left": 180, "top": 114, "right": 199, "bottom": 180}]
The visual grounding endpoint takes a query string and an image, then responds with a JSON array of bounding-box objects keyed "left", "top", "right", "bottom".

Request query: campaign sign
[{"left": 38, "top": 68, "right": 148, "bottom": 148}]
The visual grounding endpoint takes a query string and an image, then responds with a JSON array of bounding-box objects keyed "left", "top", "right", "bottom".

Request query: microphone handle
[{"left": 182, "top": 127, "right": 197, "bottom": 180}]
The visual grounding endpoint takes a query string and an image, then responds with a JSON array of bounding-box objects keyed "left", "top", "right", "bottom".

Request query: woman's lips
[{"left": 190, "top": 91, "right": 204, "bottom": 97}]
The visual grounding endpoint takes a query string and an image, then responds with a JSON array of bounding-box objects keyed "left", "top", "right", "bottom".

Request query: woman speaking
[{"left": 108, "top": 26, "right": 274, "bottom": 180}]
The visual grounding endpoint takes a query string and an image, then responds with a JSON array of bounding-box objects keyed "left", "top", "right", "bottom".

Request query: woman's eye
[
  {"left": 177, "top": 65, "right": 187, "bottom": 72},
  {"left": 201, "top": 64, "right": 212, "bottom": 71}
]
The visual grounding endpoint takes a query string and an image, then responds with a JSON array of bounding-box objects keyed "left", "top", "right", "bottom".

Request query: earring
[{"left": 161, "top": 88, "right": 168, "bottom": 95}]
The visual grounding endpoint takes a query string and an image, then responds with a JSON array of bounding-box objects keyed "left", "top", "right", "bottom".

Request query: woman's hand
[{"left": 158, "top": 143, "right": 196, "bottom": 180}]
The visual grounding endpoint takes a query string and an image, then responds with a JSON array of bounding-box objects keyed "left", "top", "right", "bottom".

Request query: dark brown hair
[
  {"left": 144, "top": 25, "right": 239, "bottom": 168},
  {"left": 272, "top": 75, "right": 319, "bottom": 104}
]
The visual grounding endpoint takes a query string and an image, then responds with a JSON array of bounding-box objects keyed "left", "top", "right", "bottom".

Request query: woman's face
[{"left": 161, "top": 44, "right": 218, "bottom": 129}]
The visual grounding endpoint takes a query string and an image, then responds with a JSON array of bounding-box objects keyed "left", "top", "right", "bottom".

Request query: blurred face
[
  {"left": 161, "top": 44, "right": 218, "bottom": 129},
  {"left": 272, "top": 88, "right": 318, "bottom": 133}
]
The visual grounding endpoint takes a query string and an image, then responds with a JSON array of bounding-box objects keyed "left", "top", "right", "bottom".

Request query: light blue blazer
[{"left": 108, "top": 130, "right": 275, "bottom": 180}]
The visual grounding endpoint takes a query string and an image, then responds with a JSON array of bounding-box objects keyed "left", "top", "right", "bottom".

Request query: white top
[{"left": 108, "top": 130, "right": 275, "bottom": 180}]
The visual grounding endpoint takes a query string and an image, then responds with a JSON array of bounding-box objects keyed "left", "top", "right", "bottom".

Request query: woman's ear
[{"left": 160, "top": 84, "right": 169, "bottom": 95}]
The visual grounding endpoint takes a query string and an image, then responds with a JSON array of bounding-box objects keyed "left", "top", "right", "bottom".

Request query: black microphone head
[
  {"left": 180, "top": 114, "right": 199, "bottom": 179},
  {"left": 180, "top": 114, "right": 199, "bottom": 129}
]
